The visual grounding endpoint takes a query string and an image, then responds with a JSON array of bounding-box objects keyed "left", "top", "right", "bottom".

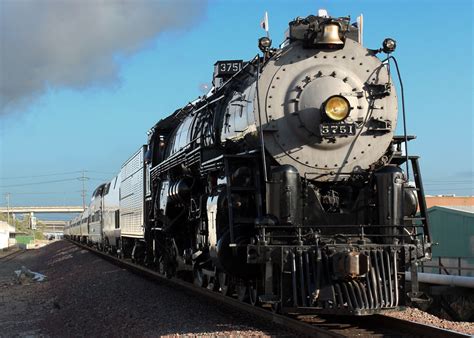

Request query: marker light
[
  {"left": 382, "top": 38, "right": 397, "bottom": 53},
  {"left": 324, "top": 95, "right": 350, "bottom": 121},
  {"left": 258, "top": 37, "right": 272, "bottom": 52}
]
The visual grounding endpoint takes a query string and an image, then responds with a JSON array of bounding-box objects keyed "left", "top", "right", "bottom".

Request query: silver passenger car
[
  {"left": 102, "top": 175, "right": 121, "bottom": 250},
  {"left": 88, "top": 183, "right": 106, "bottom": 246}
]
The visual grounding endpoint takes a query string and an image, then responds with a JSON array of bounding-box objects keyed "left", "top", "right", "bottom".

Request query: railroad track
[
  {"left": 0, "top": 249, "right": 26, "bottom": 263},
  {"left": 296, "top": 313, "right": 469, "bottom": 337},
  {"left": 69, "top": 240, "right": 468, "bottom": 337}
]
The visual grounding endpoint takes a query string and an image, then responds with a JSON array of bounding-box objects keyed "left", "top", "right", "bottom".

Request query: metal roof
[
  {"left": 444, "top": 206, "right": 474, "bottom": 214},
  {"left": 428, "top": 205, "right": 474, "bottom": 216}
]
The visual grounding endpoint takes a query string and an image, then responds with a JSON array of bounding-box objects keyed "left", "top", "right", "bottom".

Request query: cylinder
[{"left": 168, "top": 178, "right": 192, "bottom": 203}]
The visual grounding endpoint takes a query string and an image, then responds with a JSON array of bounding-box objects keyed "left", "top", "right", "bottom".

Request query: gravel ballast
[
  {"left": 385, "top": 307, "right": 474, "bottom": 336},
  {"left": 1, "top": 240, "right": 472, "bottom": 337},
  {"left": 0, "top": 240, "right": 290, "bottom": 337}
]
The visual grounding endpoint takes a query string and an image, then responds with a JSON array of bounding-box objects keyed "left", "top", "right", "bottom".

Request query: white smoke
[{"left": 0, "top": 0, "right": 207, "bottom": 115}]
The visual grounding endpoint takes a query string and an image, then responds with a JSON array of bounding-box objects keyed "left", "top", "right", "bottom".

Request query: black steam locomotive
[{"left": 66, "top": 12, "right": 432, "bottom": 315}]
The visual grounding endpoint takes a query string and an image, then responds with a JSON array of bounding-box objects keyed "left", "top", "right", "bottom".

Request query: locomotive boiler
[{"left": 67, "top": 11, "right": 432, "bottom": 315}]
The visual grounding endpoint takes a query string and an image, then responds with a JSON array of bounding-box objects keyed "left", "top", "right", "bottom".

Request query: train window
[
  {"left": 113, "top": 176, "right": 118, "bottom": 189},
  {"left": 93, "top": 184, "right": 106, "bottom": 197},
  {"left": 104, "top": 183, "right": 111, "bottom": 195},
  {"left": 144, "top": 148, "right": 152, "bottom": 164}
]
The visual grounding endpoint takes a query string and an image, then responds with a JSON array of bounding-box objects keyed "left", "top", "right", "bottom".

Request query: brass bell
[{"left": 316, "top": 23, "right": 344, "bottom": 45}]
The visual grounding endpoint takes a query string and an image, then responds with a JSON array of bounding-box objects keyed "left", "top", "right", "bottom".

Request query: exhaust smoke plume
[{"left": 0, "top": 0, "right": 207, "bottom": 115}]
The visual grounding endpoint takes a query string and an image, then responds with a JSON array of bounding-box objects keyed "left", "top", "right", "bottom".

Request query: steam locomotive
[{"left": 65, "top": 11, "right": 432, "bottom": 315}]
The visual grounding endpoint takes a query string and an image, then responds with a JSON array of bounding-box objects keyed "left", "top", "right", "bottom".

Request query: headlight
[{"left": 324, "top": 95, "right": 350, "bottom": 121}]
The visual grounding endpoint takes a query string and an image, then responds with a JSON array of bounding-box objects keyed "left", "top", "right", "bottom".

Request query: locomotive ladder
[
  {"left": 409, "top": 156, "right": 431, "bottom": 243},
  {"left": 391, "top": 136, "right": 431, "bottom": 245},
  {"left": 223, "top": 153, "right": 264, "bottom": 246},
  {"left": 406, "top": 155, "right": 432, "bottom": 300},
  {"left": 392, "top": 136, "right": 432, "bottom": 300}
]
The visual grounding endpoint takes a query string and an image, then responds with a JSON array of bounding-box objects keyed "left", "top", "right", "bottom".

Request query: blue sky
[{"left": 0, "top": 0, "right": 473, "bottom": 216}]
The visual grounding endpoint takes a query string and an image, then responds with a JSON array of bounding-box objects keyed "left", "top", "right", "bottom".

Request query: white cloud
[{"left": 0, "top": 0, "right": 207, "bottom": 115}]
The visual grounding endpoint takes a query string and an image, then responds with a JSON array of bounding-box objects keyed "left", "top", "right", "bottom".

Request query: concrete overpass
[{"left": 0, "top": 206, "right": 84, "bottom": 214}]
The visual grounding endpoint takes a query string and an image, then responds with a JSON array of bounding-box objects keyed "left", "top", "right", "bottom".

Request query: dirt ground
[{"left": 0, "top": 240, "right": 291, "bottom": 337}]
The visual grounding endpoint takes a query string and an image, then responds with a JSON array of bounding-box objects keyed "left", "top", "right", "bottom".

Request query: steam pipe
[
  {"left": 406, "top": 272, "right": 474, "bottom": 289},
  {"left": 255, "top": 55, "right": 268, "bottom": 183}
]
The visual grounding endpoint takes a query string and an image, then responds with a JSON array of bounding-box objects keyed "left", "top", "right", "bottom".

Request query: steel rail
[
  {"left": 68, "top": 240, "right": 469, "bottom": 337},
  {"left": 0, "top": 248, "right": 26, "bottom": 263},
  {"left": 69, "top": 240, "right": 340, "bottom": 337},
  {"left": 373, "top": 315, "right": 469, "bottom": 338}
]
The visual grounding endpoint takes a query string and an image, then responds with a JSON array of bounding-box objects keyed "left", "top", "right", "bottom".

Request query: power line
[
  {"left": 0, "top": 170, "right": 115, "bottom": 181},
  {"left": 86, "top": 170, "right": 116, "bottom": 175},
  {"left": 0, "top": 176, "right": 110, "bottom": 188},
  {"left": 0, "top": 170, "right": 114, "bottom": 208},
  {"left": 0, "top": 178, "right": 80, "bottom": 188},
  {"left": 0, "top": 171, "right": 83, "bottom": 180},
  {"left": 3, "top": 191, "right": 80, "bottom": 195}
]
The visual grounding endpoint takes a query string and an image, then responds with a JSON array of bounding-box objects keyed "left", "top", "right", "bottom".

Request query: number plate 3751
[{"left": 320, "top": 123, "right": 356, "bottom": 136}]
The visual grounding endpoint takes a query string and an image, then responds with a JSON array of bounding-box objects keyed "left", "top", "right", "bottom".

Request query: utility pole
[
  {"left": 5, "top": 192, "right": 11, "bottom": 225},
  {"left": 78, "top": 170, "right": 89, "bottom": 210}
]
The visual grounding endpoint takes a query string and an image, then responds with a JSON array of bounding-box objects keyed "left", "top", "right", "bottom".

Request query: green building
[{"left": 423, "top": 206, "right": 474, "bottom": 276}]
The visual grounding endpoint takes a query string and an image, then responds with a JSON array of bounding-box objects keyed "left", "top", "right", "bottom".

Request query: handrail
[{"left": 420, "top": 256, "right": 474, "bottom": 276}]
